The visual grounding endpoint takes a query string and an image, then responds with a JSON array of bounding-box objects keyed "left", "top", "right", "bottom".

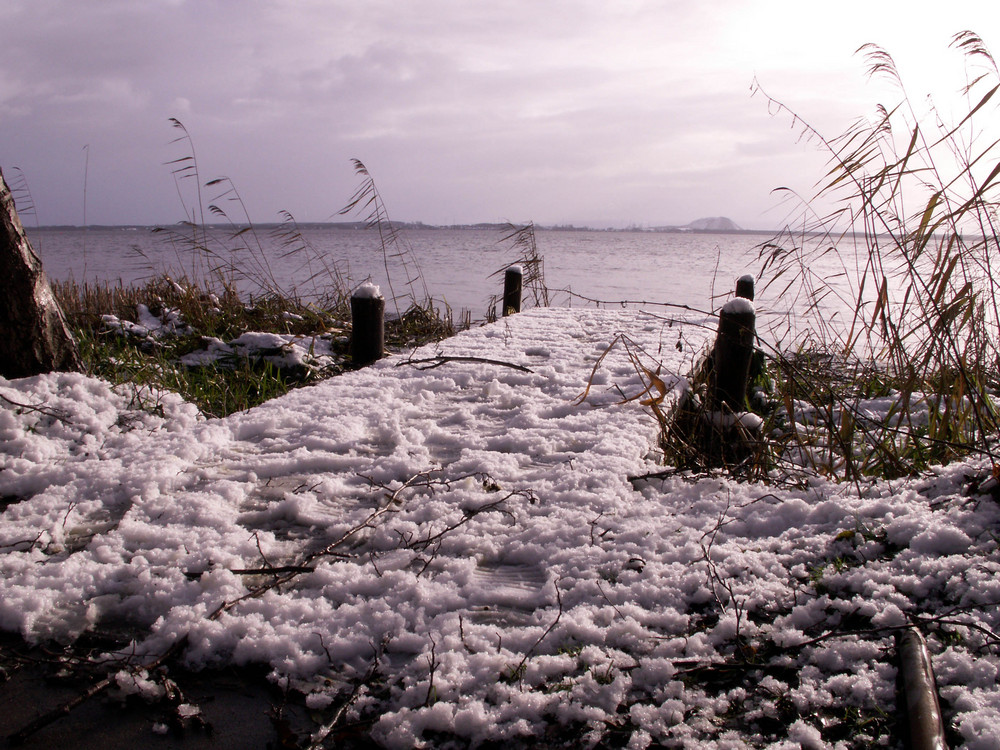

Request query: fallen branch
[
  {"left": 405, "top": 496, "right": 517, "bottom": 552},
  {"left": 506, "top": 577, "right": 564, "bottom": 685},
  {"left": 596, "top": 579, "right": 626, "bottom": 619},
  {"left": 307, "top": 639, "right": 385, "bottom": 750},
  {"left": 9, "top": 675, "right": 115, "bottom": 745},
  {"left": 303, "top": 471, "right": 430, "bottom": 565},
  {"left": 184, "top": 564, "right": 318, "bottom": 579},
  {"left": 398, "top": 355, "right": 533, "bottom": 373},
  {"left": 0, "top": 530, "right": 44, "bottom": 552},
  {"left": 0, "top": 391, "right": 71, "bottom": 424},
  {"left": 8, "top": 635, "right": 189, "bottom": 745}
]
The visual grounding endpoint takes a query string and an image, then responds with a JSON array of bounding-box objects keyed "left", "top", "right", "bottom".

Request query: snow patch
[
  {"left": 353, "top": 282, "right": 383, "bottom": 299},
  {"left": 721, "top": 297, "right": 755, "bottom": 315}
]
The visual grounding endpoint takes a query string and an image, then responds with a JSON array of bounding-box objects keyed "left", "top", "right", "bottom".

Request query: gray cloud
[{"left": 2, "top": 0, "right": 996, "bottom": 227}]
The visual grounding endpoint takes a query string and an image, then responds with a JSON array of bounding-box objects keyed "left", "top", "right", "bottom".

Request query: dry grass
[
  {"left": 746, "top": 31, "right": 1000, "bottom": 481},
  {"left": 602, "top": 34, "right": 1000, "bottom": 484}
]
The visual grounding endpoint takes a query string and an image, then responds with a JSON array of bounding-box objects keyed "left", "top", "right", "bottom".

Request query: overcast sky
[{"left": 2, "top": 1, "right": 997, "bottom": 229}]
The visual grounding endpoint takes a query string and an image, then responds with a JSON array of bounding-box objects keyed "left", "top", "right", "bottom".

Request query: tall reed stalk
[
  {"left": 151, "top": 118, "right": 349, "bottom": 313},
  {"left": 487, "top": 222, "right": 549, "bottom": 320},
  {"left": 753, "top": 31, "right": 1000, "bottom": 480},
  {"left": 339, "top": 158, "right": 430, "bottom": 318}
]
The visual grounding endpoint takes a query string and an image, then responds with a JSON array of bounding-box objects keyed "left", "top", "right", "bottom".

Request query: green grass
[
  {"left": 55, "top": 276, "right": 456, "bottom": 418},
  {"left": 76, "top": 326, "right": 294, "bottom": 418}
]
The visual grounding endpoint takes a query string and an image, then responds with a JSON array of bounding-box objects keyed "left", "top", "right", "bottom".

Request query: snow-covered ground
[{"left": 2, "top": 307, "right": 999, "bottom": 748}]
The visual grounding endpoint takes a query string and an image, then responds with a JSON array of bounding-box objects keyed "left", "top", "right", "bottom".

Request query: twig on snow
[
  {"left": 307, "top": 638, "right": 386, "bottom": 750},
  {"left": 0, "top": 392, "right": 71, "bottom": 424},
  {"left": 398, "top": 354, "right": 533, "bottom": 373},
  {"left": 596, "top": 579, "right": 626, "bottom": 620},
  {"left": 507, "top": 577, "right": 564, "bottom": 685},
  {"left": 424, "top": 637, "right": 438, "bottom": 707}
]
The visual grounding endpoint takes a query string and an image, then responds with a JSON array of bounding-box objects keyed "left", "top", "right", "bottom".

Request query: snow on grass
[
  {"left": 2, "top": 307, "right": 1000, "bottom": 748},
  {"left": 102, "top": 302, "right": 193, "bottom": 340},
  {"left": 178, "top": 330, "right": 340, "bottom": 372},
  {"left": 102, "top": 303, "right": 343, "bottom": 375}
]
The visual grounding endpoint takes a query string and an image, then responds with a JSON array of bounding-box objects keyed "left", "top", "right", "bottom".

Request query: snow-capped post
[
  {"left": 350, "top": 282, "right": 384, "bottom": 366},
  {"left": 735, "top": 274, "right": 754, "bottom": 301},
  {"left": 712, "top": 296, "right": 756, "bottom": 410},
  {"left": 502, "top": 265, "right": 522, "bottom": 316},
  {"left": 897, "top": 627, "right": 949, "bottom": 750},
  {"left": 0, "top": 167, "right": 82, "bottom": 378}
]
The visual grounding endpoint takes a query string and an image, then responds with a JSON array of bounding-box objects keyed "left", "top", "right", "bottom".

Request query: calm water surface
[
  {"left": 29, "top": 227, "right": 774, "bottom": 310},
  {"left": 27, "top": 226, "right": 857, "bottom": 339}
]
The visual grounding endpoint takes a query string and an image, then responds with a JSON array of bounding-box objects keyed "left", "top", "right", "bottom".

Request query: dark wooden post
[
  {"left": 712, "top": 297, "right": 756, "bottom": 410},
  {"left": 898, "top": 627, "right": 948, "bottom": 750},
  {"left": 0, "top": 167, "right": 81, "bottom": 378},
  {"left": 502, "top": 265, "right": 522, "bottom": 316},
  {"left": 350, "top": 283, "right": 384, "bottom": 366},
  {"left": 735, "top": 274, "right": 754, "bottom": 301}
]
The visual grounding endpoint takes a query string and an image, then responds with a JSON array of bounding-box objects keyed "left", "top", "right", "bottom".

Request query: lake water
[
  {"left": 27, "top": 225, "right": 840, "bottom": 336},
  {"left": 29, "top": 225, "right": 773, "bottom": 305}
]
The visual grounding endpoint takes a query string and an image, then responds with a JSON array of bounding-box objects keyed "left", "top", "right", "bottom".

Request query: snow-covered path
[{"left": 2, "top": 308, "right": 1000, "bottom": 748}]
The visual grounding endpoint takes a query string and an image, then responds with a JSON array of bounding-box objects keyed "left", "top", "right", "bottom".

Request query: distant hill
[{"left": 684, "top": 217, "right": 742, "bottom": 231}]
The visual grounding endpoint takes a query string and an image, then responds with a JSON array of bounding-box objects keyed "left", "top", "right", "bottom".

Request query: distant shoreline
[{"left": 28, "top": 221, "right": 780, "bottom": 236}]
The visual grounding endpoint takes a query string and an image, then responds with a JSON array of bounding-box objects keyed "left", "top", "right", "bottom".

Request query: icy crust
[{"left": 1, "top": 308, "right": 1000, "bottom": 747}]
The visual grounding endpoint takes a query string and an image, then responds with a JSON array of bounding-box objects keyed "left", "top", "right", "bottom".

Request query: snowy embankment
[{"left": 2, "top": 307, "right": 999, "bottom": 748}]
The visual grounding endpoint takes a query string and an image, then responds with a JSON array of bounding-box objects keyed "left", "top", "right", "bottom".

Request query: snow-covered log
[{"left": 0, "top": 167, "right": 81, "bottom": 378}]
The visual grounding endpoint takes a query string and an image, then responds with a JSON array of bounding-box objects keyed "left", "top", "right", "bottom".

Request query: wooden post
[
  {"left": 898, "top": 627, "right": 949, "bottom": 750},
  {"left": 712, "top": 297, "right": 756, "bottom": 410},
  {"left": 502, "top": 265, "right": 522, "bottom": 316},
  {"left": 350, "top": 283, "right": 384, "bottom": 366},
  {"left": 736, "top": 274, "right": 754, "bottom": 301},
  {"left": 0, "top": 167, "right": 81, "bottom": 378}
]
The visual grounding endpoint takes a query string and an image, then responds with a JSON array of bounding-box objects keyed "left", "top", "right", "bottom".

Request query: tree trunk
[{"left": 0, "top": 167, "right": 82, "bottom": 378}]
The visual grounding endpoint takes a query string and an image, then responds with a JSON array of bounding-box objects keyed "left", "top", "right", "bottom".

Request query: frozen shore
[{"left": 2, "top": 307, "right": 999, "bottom": 748}]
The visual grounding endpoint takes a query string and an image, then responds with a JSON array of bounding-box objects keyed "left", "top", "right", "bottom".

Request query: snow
[
  {"left": 2, "top": 307, "right": 1000, "bottom": 747},
  {"left": 721, "top": 297, "right": 755, "bottom": 316},
  {"left": 102, "top": 300, "right": 344, "bottom": 374},
  {"left": 708, "top": 410, "right": 764, "bottom": 432},
  {"left": 102, "top": 303, "right": 192, "bottom": 340},
  {"left": 179, "top": 330, "right": 339, "bottom": 372},
  {"left": 353, "top": 281, "right": 383, "bottom": 299}
]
